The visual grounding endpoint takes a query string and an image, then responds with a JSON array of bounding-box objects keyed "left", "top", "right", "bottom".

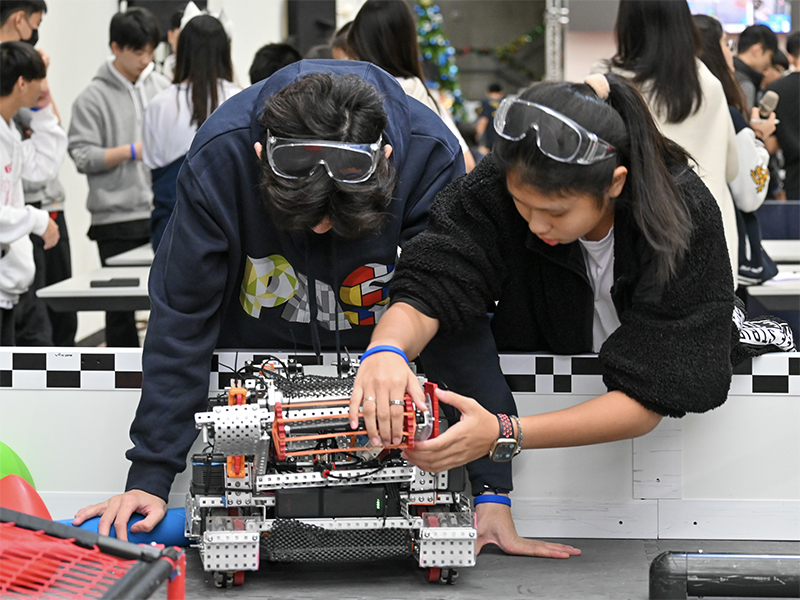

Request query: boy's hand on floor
[{"left": 73, "top": 490, "right": 166, "bottom": 543}]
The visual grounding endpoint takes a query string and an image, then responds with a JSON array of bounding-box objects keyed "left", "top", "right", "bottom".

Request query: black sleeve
[
  {"left": 601, "top": 172, "right": 735, "bottom": 417},
  {"left": 391, "top": 156, "right": 527, "bottom": 334},
  {"left": 125, "top": 160, "right": 229, "bottom": 500}
]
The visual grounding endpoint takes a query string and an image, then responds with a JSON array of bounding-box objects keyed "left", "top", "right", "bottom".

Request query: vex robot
[{"left": 185, "top": 356, "right": 476, "bottom": 587}]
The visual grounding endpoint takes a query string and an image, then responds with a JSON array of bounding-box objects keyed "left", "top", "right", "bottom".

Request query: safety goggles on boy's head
[
  {"left": 494, "top": 97, "right": 616, "bottom": 165},
  {"left": 265, "top": 131, "right": 383, "bottom": 184}
]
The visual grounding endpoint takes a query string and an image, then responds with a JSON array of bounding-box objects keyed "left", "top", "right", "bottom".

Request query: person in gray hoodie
[{"left": 68, "top": 7, "right": 169, "bottom": 347}]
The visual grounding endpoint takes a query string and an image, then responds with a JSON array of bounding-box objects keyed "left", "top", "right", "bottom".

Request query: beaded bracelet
[{"left": 510, "top": 414, "right": 523, "bottom": 456}]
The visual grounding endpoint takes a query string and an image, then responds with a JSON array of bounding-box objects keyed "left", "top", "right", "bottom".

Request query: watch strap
[{"left": 496, "top": 413, "right": 513, "bottom": 438}]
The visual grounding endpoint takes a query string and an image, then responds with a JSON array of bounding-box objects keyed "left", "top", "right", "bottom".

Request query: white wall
[{"left": 37, "top": 0, "right": 285, "bottom": 342}]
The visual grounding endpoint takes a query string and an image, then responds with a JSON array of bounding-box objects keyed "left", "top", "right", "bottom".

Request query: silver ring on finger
[
  {"left": 389, "top": 399, "right": 405, "bottom": 406},
  {"left": 363, "top": 396, "right": 376, "bottom": 403}
]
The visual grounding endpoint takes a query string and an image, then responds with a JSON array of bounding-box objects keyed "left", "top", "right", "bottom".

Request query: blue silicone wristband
[
  {"left": 474, "top": 494, "right": 511, "bottom": 507},
  {"left": 130, "top": 143, "right": 136, "bottom": 161},
  {"left": 360, "top": 344, "right": 408, "bottom": 363}
]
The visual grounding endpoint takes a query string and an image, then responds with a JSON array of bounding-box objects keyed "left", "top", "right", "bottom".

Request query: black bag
[{"left": 736, "top": 209, "right": 778, "bottom": 286}]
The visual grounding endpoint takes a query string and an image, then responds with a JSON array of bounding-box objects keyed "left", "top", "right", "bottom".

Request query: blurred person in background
[
  {"left": 694, "top": 14, "right": 777, "bottom": 288},
  {"left": 144, "top": 13, "right": 240, "bottom": 250},
  {"left": 733, "top": 24, "right": 778, "bottom": 111},
  {"left": 593, "top": 0, "right": 739, "bottom": 283},
  {"left": 160, "top": 7, "right": 183, "bottom": 81},
  {"left": 1, "top": 0, "right": 76, "bottom": 346},
  {"left": 1, "top": 41, "right": 65, "bottom": 344},
  {"left": 331, "top": 21, "right": 352, "bottom": 60},
  {"left": 475, "top": 82, "right": 505, "bottom": 157},
  {"left": 759, "top": 48, "right": 788, "bottom": 200},
  {"left": 765, "top": 31, "right": 800, "bottom": 200},
  {"left": 249, "top": 43, "right": 301, "bottom": 85},
  {"left": 761, "top": 48, "right": 788, "bottom": 90},
  {"left": 68, "top": 7, "right": 170, "bottom": 347},
  {"left": 347, "top": 0, "right": 475, "bottom": 172}
]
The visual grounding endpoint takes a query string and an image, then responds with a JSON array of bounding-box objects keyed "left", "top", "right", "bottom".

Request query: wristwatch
[{"left": 488, "top": 413, "right": 518, "bottom": 462}]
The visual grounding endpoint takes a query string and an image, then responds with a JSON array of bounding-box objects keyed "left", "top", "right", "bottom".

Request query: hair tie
[{"left": 584, "top": 74, "right": 610, "bottom": 101}]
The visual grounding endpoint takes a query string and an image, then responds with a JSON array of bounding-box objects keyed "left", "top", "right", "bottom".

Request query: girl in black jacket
[{"left": 350, "top": 74, "right": 738, "bottom": 557}]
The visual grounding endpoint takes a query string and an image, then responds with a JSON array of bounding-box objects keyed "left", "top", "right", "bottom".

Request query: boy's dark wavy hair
[
  {"left": 0, "top": 40, "right": 46, "bottom": 96},
  {"left": 109, "top": 7, "right": 160, "bottom": 51},
  {"left": 258, "top": 72, "right": 396, "bottom": 239},
  {"left": 493, "top": 74, "right": 693, "bottom": 285}
]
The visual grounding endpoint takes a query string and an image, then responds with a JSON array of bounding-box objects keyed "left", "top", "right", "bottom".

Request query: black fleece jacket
[{"left": 393, "top": 156, "right": 737, "bottom": 418}]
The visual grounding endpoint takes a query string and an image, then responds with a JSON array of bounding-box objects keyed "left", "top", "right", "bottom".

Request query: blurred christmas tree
[{"left": 414, "top": 0, "right": 466, "bottom": 120}]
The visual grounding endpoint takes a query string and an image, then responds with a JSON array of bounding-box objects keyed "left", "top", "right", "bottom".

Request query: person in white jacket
[
  {"left": 143, "top": 12, "right": 240, "bottom": 249},
  {"left": 0, "top": 40, "right": 65, "bottom": 344}
]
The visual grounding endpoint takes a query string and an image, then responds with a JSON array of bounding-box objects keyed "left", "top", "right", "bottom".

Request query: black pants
[
  {"left": 420, "top": 318, "right": 516, "bottom": 496},
  {"left": 13, "top": 231, "right": 52, "bottom": 346},
  {"left": 47, "top": 211, "right": 77, "bottom": 345},
  {"left": 0, "top": 307, "right": 15, "bottom": 346},
  {"left": 97, "top": 236, "right": 149, "bottom": 347},
  {"left": 15, "top": 211, "right": 77, "bottom": 346}
]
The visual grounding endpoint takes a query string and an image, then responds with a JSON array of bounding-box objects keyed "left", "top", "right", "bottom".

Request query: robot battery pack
[
  {"left": 191, "top": 453, "right": 226, "bottom": 496},
  {"left": 275, "top": 485, "right": 397, "bottom": 519}
]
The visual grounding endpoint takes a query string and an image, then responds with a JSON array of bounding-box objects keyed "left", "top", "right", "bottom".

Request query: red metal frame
[
  {"left": 0, "top": 508, "right": 185, "bottom": 599},
  {"left": 270, "top": 393, "right": 431, "bottom": 460}
]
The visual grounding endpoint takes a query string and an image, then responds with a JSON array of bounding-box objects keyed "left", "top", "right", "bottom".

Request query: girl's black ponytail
[{"left": 605, "top": 73, "right": 692, "bottom": 285}]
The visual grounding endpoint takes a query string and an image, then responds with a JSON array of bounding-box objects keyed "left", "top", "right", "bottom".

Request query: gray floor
[{"left": 152, "top": 538, "right": 799, "bottom": 600}]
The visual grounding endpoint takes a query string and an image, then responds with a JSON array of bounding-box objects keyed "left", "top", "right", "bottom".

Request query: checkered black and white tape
[{"left": 1, "top": 349, "right": 798, "bottom": 396}]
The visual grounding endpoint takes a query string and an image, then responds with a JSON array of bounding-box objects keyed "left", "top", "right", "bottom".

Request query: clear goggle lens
[
  {"left": 494, "top": 97, "right": 616, "bottom": 165},
  {"left": 266, "top": 132, "right": 383, "bottom": 183}
]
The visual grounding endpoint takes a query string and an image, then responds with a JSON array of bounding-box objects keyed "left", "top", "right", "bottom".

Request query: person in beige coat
[{"left": 592, "top": 0, "right": 739, "bottom": 282}]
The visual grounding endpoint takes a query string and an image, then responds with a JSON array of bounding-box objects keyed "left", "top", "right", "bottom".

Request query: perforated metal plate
[
  {"left": 202, "top": 531, "right": 260, "bottom": 571},
  {"left": 417, "top": 538, "right": 476, "bottom": 567},
  {"left": 196, "top": 405, "right": 271, "bottom": 456}
]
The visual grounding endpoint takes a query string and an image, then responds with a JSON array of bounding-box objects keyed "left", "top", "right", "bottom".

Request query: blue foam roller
[{"left": 58, "top": 506, "right": 189, "bottom": 547}]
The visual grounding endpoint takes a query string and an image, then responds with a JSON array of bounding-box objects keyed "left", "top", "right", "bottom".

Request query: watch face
[{"left": 489, "top": 440, "right": 517, "bottom": 462}]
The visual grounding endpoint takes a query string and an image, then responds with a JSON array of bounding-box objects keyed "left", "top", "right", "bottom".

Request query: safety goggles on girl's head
[
  {"left": 265, "top": 131, "right": 383, "bottom": 184},
  {"left": 494, "top": 97, "right": 616, "bottom": 165}
]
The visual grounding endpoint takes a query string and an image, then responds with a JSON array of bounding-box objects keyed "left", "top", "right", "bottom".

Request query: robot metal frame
[{"left": 185, "top": 355, "right": 477, "bottom": 587}]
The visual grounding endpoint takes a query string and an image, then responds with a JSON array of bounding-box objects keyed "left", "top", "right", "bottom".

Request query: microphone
[{"left": 758, "top": 90, "right": 779, "bottom": 119}]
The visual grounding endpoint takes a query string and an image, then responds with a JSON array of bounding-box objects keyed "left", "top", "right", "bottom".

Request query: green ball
[{"left": 0, "top": 441, "right": 35, "bottom": 489}]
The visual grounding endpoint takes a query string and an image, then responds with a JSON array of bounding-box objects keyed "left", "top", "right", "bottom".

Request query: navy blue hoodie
[{"left": 126, "top": 61, "right": 464, "bottom": 500}]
